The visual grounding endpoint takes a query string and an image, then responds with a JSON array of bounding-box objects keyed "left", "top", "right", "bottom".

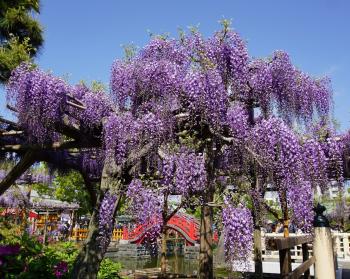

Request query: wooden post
[
  {"left": 33, "top": 216, "right": 37, "bottom": 234},
  {"left": 69, "top": 210, "right": 76, "bottom": 240},
  {"left": 174, "top": 231, "right": 179, "bottom": 274},
  {"left": 43, "top": 210, "right": 49, "bottom": 244},
  {"left": 279, "top": 248, "right": 291, "bottom": 278},
  {"left": 302, "top": 243, "right": 310, "bottom": 279},
  {"left": 266, "top": 235, "right": 314, "bottom": 279}
]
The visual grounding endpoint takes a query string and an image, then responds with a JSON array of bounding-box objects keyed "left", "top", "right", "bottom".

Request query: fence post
[
  {"left": 313, "top": 203, "right": 335, "bottom": 279},
  {"left": 279, "top": 248, "right": 291, "bottom": 278},
  {"left": 302, "top": 243, "right": 310, "bottom": 279}
]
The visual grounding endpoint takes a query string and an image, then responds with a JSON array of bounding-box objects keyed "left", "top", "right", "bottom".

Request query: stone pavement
[{"left": 342, "top": 269, "right": 350, "bottom": 279}]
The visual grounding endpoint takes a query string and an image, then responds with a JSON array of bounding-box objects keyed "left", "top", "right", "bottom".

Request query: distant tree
[
  {"left": 53, "top": 171, "right": 92, "bottom": 215},
  {"left": 0, "top": 0, "right": 43, "bottom": 83}
]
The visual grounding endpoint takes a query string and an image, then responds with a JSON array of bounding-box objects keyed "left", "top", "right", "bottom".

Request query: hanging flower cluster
[
  {"left": 97, "top": 192, "right": 118, "bottom": 253},
  {"left": 162, "top": 148, "right": 207, "bottom": 197},
  {"left": 222, "top": 202, "right": 253, "bottom": 271}
]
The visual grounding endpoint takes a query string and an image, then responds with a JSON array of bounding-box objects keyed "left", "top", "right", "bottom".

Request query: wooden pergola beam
[
  {"left": 0, "top": 150, "right": 37, "bottom": 196},
  {"left": 0, "top": 130, "right": 24, "bottom": 136},
  {"left": 0, "top": 116, "right": 19, "bottom": 127},
  {"left": 0, "top": 140, "right": 95, "bottom": 152}
]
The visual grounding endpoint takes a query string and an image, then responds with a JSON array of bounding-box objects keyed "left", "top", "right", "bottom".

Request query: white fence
[
  {"left": 261, "top": 232, "right": 350, "bottom": 262},
  {"left": 333, "top": 232, "right": 350, "bottom": 260}
]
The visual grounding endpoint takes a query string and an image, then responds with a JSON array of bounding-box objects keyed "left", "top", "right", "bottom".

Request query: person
[
  {"left": 58, "top": 222, "right": 69, "bottom": 240},
  {"left": 289, "top": 222, "right": 297, "bottom": 233},
  {"left": 271, "top": 222, "right": 277, "bottom": 233},
  {"left": 276, "top": 222, "right": 284, "bottom": 233},
  {"left": 276, "top": 221, "right": 297, "bottom": 234},
  {"left": 265, "top": 220, "right": 273, "bottom": 233}
]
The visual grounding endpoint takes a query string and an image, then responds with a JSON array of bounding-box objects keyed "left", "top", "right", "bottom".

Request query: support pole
[
  {"left": 302, "top": 243, "right": 310, "bottom": 279},
  {"left": 174, "top": 231, "right": 179, "bottom": 274},
  {"left": 43, "top": 210, "right": 49, "bottom": 245},
  {"left": 313, "top": 203, "right": 335, "bottom": 279}
]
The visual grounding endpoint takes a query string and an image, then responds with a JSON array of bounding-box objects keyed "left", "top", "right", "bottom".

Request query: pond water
[
  {"left": 112, "top": 256, "right": 239, "bottom": 278},
  {"left": 113, "top": 256, "right": 198, "bottom": 275}
]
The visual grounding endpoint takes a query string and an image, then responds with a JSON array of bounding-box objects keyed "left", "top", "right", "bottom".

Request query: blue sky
[{"left": 1, "top": 0, "right": 350, "bottom": 130}]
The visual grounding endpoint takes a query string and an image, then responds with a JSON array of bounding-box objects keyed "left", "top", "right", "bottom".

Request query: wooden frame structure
[{"left": 266, "top": 235, "right": 314, "bottom": 279}]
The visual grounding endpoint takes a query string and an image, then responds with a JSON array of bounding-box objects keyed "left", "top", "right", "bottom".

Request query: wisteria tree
[
  {"left": 0, "top": 20, "right": 349, "bottom": 279},
  {"left": 106, "top": 21, "right": 344, "bottom": 277}
]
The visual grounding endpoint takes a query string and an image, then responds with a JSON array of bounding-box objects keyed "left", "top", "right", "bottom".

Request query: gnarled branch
[
  {"left": 209, "top": 127, "right": 265, "bottom": 168},
  {"left": 66, "top": 100, "right": 87, "bottom": 110},
  {"left": 165, "top": 199, "right": 186, "bottom": 223},
  {"left": 67, "top": 94, "right": 86, "bottom": 107}
]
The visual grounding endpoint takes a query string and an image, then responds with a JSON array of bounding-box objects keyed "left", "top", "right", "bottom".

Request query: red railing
[{"left": 122, "top": 213, "right": 200, "bottom": 245}]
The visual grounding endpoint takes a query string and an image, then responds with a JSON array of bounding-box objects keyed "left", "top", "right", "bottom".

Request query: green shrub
[
  {"left": 1, "top": 221, "right": 123, "bottom": 278},
  {"left": 97, "top": 258, "right": 122, "bottom": 279},
  {"left": 0, "top": 231, "right": 78, "bottom": 278}
]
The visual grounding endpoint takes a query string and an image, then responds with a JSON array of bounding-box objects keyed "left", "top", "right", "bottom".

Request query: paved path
[{"left": 342, "top": 269, "right": 350, "bottom": 279}]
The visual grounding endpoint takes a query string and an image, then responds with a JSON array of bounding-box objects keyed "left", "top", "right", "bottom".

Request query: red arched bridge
[
  {"left": 70, "top": 213, "right": 218, "bottom": 244},
  {"left": 122, "top": 213, "right": 201, "bottom": 245}
]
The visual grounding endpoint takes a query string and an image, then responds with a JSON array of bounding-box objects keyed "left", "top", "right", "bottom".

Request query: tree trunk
[
  {"left": 160, "top": 228, "right": 168, "bottom": 274},
  {"left": 71, "top": 195, "right": 104, "bottom": 279},
  {"left": 214, "top": 230, "right": 225, "bottom": 268},
  {"left": 22, "top": 188, "right": 32, "bottom": 234},
  {"left": 199, "top": 203, "right": 213, "bottom": 279},
  {"left": 71, "top": 192, "right": 120, "bottom": 279},
  {"left": 71, "top": 153, "right": 126, "bottom": 278},
  {"left": 280, "top": 190, "right": 292, "bottom": 272},
  {"left": 198, "top": 137, "right": 216, "bottom": 279},
  {"left": 252, "top": 177, "right": 263, "bottom": 279}
]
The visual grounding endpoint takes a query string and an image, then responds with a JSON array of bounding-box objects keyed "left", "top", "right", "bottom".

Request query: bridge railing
[
  {"left": 168, "top": 215, "right": 196, "bottom": 238},
  {"left": 122, "top": 214, "right": 200, "bottom": 243},
  {"left": 70, "top": 229, "right": 88, "bottom": 241},
  {"left": 71, "top": 228, "right": 123, "bottom": 241},
  {"left": 123, "top": 219, "right": 160, "bottom": 241},
  {"left": 70, "top": 214, "right": 201, "bottom": 243}
]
